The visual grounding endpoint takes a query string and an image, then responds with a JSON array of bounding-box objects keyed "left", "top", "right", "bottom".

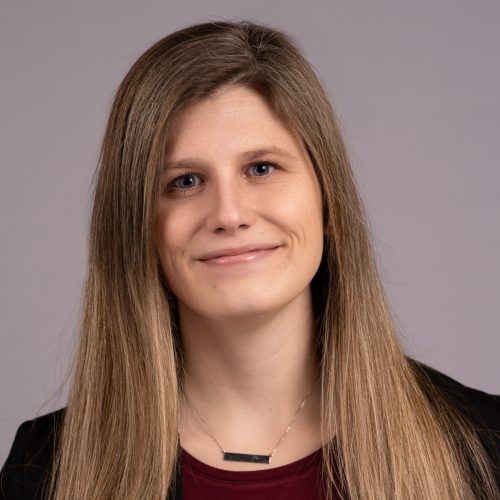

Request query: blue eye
[
  {"left": 248, "top": 162, "right": 277, "bottom": 177},
  {"left": 170, "top": 172, "right": 202, "bottom": 190}
]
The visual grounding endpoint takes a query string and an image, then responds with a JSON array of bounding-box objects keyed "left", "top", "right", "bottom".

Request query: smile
[{"left": 198, "top": 246, "right": 281, "bottom": 266}]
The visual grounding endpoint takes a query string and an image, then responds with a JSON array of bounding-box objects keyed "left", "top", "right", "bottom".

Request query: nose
[{"left": 205, "top": 177, "right": 255, "bottom": 234}]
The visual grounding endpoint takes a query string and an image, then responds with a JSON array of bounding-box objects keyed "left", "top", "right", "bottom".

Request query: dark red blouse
[{"left": 181, "top": 447, "right": 335, "bottom": 499}]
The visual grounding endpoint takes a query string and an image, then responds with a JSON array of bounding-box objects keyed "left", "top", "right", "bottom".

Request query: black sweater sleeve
[
  {"left": 0, "top": 409, "right": 63, "bottom": 500},
  {"left": 0, "top": 408, "right": 181, "bottom": 500},
  {"left": 409, "top": 358, "right": 500, "bottom": 489}
]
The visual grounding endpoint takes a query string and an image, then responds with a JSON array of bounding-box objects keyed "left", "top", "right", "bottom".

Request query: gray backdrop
[{"left": 1, "top": 0, "right": 499, "bottom": 465}]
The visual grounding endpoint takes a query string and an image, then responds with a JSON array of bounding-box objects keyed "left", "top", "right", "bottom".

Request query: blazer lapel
[{"left": 166, "top": 453, "right": 183, "bottom": 500}]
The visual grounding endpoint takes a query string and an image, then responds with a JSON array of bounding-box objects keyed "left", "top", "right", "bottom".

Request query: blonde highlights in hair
[{"left": 47, "top": 21, "right": 498, "bottom": 499}]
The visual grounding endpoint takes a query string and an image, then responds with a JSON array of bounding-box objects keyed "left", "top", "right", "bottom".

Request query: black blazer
[{"left": 1, "top": 360, "right": 499, "bottom": 499}]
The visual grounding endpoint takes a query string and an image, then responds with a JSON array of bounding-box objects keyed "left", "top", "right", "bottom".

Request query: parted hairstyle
[{"left": 46, "top": 20, "right": 498, "bottom": 499}]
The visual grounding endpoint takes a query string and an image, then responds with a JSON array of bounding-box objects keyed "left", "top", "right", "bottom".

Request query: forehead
[{"left": 165, "top": 85, "right": 308, "bottom": 161}]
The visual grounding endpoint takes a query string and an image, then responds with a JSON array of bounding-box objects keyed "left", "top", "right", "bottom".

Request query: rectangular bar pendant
[{"left": 223, "top": 452, "right": 271, "bottom": 464}]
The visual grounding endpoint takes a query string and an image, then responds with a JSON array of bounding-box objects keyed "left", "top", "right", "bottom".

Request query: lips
[{"left": 197, "top": 244, "right": 281, "bottom": 261}]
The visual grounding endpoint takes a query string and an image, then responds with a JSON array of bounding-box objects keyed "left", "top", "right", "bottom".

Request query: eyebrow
[{"left": 164, "top": 146, "right": 298, "bottom": 171}]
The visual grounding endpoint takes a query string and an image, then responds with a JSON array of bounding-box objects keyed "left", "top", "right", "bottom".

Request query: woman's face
[{"left": 157, "top": 85, "right": 324, "bottom": 321}]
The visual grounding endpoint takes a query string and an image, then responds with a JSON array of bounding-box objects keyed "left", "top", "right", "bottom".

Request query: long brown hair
[{"left": 47, "top": 21, "right": 498, "bottom": 499}]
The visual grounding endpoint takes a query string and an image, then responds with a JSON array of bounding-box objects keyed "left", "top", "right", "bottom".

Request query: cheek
[
  {"left": 270, "top": 178, "right": 323, "bottom": 243},
  {"left": 156, "top": 211, "right": 188, "bottom": 283}
]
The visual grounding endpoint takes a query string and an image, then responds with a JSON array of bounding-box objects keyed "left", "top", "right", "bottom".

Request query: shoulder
[
  {"left": 407, "top": 357, "right": 500, "bottom": 482},
  {"left": 0, "top": 408, "right": 66, "bottom": 500},
  {"left": 407, "top": 357, "right": 500, "bottom": 431},
  {"left": 0, "top": 409, "right": 183, "bottom": 500}
]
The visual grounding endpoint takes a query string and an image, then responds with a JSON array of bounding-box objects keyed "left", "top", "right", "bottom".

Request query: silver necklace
[{"left": 183, "top": 386, "right": 314, "bottom": 464}]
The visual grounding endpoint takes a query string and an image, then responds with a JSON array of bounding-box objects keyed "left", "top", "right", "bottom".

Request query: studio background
[{"left": 1, "top": 0, "right": 499, "bottom": 466}]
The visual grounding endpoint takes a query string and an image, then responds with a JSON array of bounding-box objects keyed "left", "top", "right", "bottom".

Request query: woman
[{"left": 1, "top": 20, "right": 499, "bottom": 500}]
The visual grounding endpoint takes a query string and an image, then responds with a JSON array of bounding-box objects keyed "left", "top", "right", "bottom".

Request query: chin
[
  {"left": 202, "top": 297, "right": 280, "bottom": 319},
  {"left": 197, "top": 285, "right": 307, "bottom": 320}
]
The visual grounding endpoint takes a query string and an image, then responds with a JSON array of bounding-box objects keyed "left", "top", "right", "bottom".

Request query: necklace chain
[{"left": 183, "top": 385, "right": 314, "bottom": 460}]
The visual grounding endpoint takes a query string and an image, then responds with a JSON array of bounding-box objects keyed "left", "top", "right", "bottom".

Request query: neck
[
  {"left": 179, "top": 287, "right": 319, "bottom": 407},
  {"left": 176, "top": 287, "right": 323, "bottom": 468}
]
